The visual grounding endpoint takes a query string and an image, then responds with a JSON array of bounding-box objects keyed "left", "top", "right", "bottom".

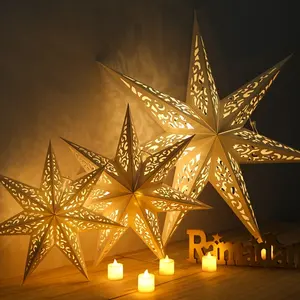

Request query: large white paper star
[{"left": 98, "top": 13, "right": 300, "bottom": 244}]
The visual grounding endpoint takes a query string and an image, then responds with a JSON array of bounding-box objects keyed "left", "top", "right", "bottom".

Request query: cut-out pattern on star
[
  {"left": 62, "top": 105, "right": 210, "bottom": 265},
  {"left": 98, "top": 13, "right": 299, "bottom": 244},
  {"left": 0, "top": 143, "right": 122, "bottom": 283}
]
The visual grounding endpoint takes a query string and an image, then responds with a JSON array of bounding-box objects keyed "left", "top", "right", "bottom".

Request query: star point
[
  {"left": 98, "top": 13, "right": 300, "bottom": 246},
  {"left": 63, "top": 106, "right": 210, "bottom": 265},
  {"left": 0, "top": 142, "right": 122, "bottom": 282}
]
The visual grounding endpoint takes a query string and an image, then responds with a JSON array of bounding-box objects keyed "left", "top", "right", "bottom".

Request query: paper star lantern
[
  {"left": 98, "top": 13, "right": 300, "bottom": 244},
  {"left": 62, "top": 105, "right": 210, "bottom": 265},
  {"left": 0, "top": 143, "right": 121, "bottom": 282}
]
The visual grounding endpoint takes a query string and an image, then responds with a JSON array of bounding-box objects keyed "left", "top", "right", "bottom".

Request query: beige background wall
[{"left": 0, "top": 0, "right": 298, "bottom": 279}]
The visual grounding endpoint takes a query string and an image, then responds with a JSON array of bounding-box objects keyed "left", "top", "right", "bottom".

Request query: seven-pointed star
[
  {"left": 98, "top": 13, "right": 300, "bottom": 244},
  {"left": 0, "top": 143, "right": 121, "bottom": 282},
  {"left": 62, "top": 105, "right": 210, "bottom": 265}
]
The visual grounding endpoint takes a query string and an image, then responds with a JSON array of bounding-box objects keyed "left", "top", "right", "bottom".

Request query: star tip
[
  {"left": 97, "top": 61, "right": 117, "bottom": 74},
  {"left": 96, "top": 61, "right": 106, "bottom": 68},
  {"left": 92, "top": 259, "right": 99, "bottom": 268},
  {"left": 47, "top": 141, "right": 54, "bottom": 153},
  {"left": 278, "top": 53, "right": 293, "bottom": 67},
  {"left": 184, "top": 134, "right": 195, "bottom": 143},
  {"left": 125, "top": 104, "right": 133, "bottom": 121},
  {"left": 193, "top": 10, "right": 200, "bottom": 28},
  {"left": 21, "top": 274, "right": 28, "bottom": 285},
  {"left": 94, "top": 165, "right": 106, "bottom": 176},
  {"left": 257, "top": 236, "right": 263, "bottom": 244},
  {"left": 60, "top": 136, "right": 70, "bottom": 144}
]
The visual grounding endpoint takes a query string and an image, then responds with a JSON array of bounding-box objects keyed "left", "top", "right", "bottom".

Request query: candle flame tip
[
  {"left": 207, "top": 252, "right": 211, "bottom": 256},
  {"left": 113, "top": 259, "right": 117, "bottom": 264}
]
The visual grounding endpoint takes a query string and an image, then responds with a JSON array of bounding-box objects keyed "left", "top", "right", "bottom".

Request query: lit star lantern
[
  {"left": 98, "top": 13, "right": 300, "bottom": 245},
  {"left": 0, "top": 143, "right": 122, "bottom": 283},
  {"left": 62, "top": 105, "right": 211, "bottom": 265}
]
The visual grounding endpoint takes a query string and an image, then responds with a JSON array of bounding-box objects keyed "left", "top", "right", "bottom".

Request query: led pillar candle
[
  {"left": 159, "top": 255, "right": 175, "bottom": 275},
  {"left": 202, "top": 252, "right": 217, "bottom": 272},
  {"left": 107, "top": 259, "right": 123, "bottom": 280},
  {"left": 138, "top": 270, "right": 155, "bottom": 293}
]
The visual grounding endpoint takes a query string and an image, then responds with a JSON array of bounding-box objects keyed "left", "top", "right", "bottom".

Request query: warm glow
[
  {"left": 65, "top": 105, "right": 208, "bottom": 265},
  {"left": 138, "top": 269, "right": 155, "bottom": 293},
  {"left": 261, "top": 246, "right": 274, "bottom": 260},
  {"left": 159, "top": 255, "right": 175, "bottom": 275},
  {"left": 0, "top": 142, "right": 122, "bottom": 282},
  {"left": 113, "top": 14, "right": 300, "bottom": 250},
  {"left": 107, "top": 259, "right": 123, "bottom": 280},
  {"left": 202, "top": 252, "right": 217, "bottom": 272}
]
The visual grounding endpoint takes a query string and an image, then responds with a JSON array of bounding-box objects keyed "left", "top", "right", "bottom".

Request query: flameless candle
[
  {"left": 202, "top": 252, "right": 217, "bottom": 272},
  {"left": 138, "top": 270, "right": 155, "bottom": 293},
  {"left": 107, "top": 259, "right": 123, "bottom": 280},
  {"left": 159, "top": 255, "right": 175, "bottom": 275}
]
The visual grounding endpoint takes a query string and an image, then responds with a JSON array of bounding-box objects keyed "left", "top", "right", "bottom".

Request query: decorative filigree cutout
[
  {"left": 134, "top": 213, "right": 159, "bottom": 255},
  {"left": 190, "top": 157, "right": 211, "bottom": 199},
  {"left": 230, "top": 71, "right": 279, "bottom": 128},
  {"left": 234, "top": 130, "right": 300, "bottom": 155},
  {"left": 233, "top": 144, "right": 300, "bottom": 162},
  {"left": 142, "top": 133, "right": 190, "bottom": 155},
  {"left": 64, "top": 105, "right": 208, "bottom": 264},
  {"left": 222, "top": 67, "right": 278, "bottom": 120},
  {"left": 0, "top": 143, "right": 122, "bottom": 282},
  {"left": 175, "top": 153, "right": 201, "bottom": 194},
  {"left": 116, "top": 113, "right": 130, "bottom": 172},
  {"left": 142, "top": 138, "right": 191, "bottom": 185},
  {"left": 189, "top": 34, "right": 208, "bottom": 116},
  {"left": 227, "top": 152, "right": 257, "bottom": 227},
  {"left": 63, "top": 139, "right": 118, "bottom": 176},
  {"left": 201, "top": 36, "right": 219, "bottom": 116},
  {"left": 151, "top": 200, "right": 193, "bottom": 211},
  {"left": 212, "top": 154, "right": 257, "bottom": 233},
  {"left": 99, "top": 14, "right": 297, "bottom": 247},
  {"left": 152, "top": 185, "right": 198, "bottom": 204},
  {"left": 121, "top": 78, "right": 198, "bottom": 130}
]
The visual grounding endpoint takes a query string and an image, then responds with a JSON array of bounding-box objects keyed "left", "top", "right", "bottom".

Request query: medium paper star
[
  {"left": 62, "top": 105, "right": 210, "bottom": 265},
  {"left": 0, "top": 143, "right": 121, "bottom": 282},
  {"left": 98, "top": 13, "right": 300, "bottom": 244}
]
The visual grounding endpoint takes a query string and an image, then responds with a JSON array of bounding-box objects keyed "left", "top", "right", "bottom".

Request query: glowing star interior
[
  {"left": 62, "top": 105, "right": 211, "bottom": 265},
  {"left": 99, "top": 13, "right": 300, "bottom": 244},
  {"left": 0, "top": 143, "right": 122, "bottom": 283}
]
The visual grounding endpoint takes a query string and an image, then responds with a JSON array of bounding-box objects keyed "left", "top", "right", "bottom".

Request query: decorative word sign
[{"left": 187, "top": 229, "right": 300, "bottom": 269}]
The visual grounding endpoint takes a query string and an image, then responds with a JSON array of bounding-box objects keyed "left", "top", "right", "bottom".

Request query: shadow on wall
[
  {"left": 0, "top": 0, "right": 299, "bottom": 280},
  {"left": 0, "top": 0, "right": 197, "bottom": 279}
]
